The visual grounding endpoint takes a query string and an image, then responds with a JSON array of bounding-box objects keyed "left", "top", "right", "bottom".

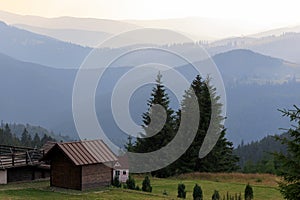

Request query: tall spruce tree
[
  {"left": 274, "top": 105, "right": 300, "bottom": 200},
  {"left": 173, "top": 75, "right": 238, "bottom": 173},
  {"left": 133, "top": 72, "right": 176, "bottom": 177},
  {"left": 0, "top": 128, "right": 4, "bottom": 144},
  {"left": 125, "top": 135, "right": 134, "bottom": 152},
  {"left": 195, "top": 77, "right": 239, "bottom": 172},
  {"left": 2, "top": 124, "right": 13, "bottom": 145},
  {"left": 21, "top": 128, "right": 31, "bottom": 147},
  {"left": 0, "top": 124, "right": 20, "bottom": 146},
  {"left": 171, "top": 78, "right": 204, "bottom": 174},
  {"left": 33, "top": 133, "right": 41, "bottom": 148}
]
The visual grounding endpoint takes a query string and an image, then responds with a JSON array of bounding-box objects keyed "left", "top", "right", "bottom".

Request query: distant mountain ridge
[
  {"left": 0, "top": 49, "right": 300, "bottom": 146},
  {"left": 213, "top": 49, "right": 299, "bottom": 83},
  {"left": 0, "top": 21, "right": 91, "bottom": 68},
  {"left": 0, "top": 10, "right": 139, "bottom": 34},
  {"left": 207, "top": 32, "right": 300, "bottom": 64},
  {"left": 14, "top": 24, "right": 112, "bottom": 47},
  {"left": 1, "top": 19, "right": 300, "bottom": 72}
]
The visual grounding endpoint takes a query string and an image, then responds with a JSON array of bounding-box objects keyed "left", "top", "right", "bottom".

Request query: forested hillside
[
  {"left": 234, "top": 133, "right": 290, "bottom": 173},
  {"left": 0, "top": 123, "right": 56, "bottom": 148}
]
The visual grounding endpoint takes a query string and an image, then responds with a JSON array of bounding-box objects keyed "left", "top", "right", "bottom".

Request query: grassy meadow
[{"left": 0, "top": 173, "right": 283, "bottom": 200}]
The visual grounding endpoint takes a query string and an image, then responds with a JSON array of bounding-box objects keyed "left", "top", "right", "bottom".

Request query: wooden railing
[{"left": 0, "top": 145, "right": 44, "bottom": 169}]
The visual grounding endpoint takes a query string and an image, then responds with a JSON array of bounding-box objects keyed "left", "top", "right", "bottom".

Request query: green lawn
[
  {"left": 136, "top": 177, "right": 282, "bottom": 200},
  {"left": 0, "top": 173, "right": 283, "bottom": 200}
]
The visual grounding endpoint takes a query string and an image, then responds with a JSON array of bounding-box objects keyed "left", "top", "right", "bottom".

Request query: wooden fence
[{"left": 0, "top": 145, "right": 44, "bottom": 169}]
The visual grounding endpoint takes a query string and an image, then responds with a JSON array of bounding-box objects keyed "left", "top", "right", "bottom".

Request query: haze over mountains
[
  {"left": 3, "top": 10, "right": 300, "bottom": 50},
  {"left": 206, "top": 32, "right": 300, "bottom": 64},
  {"left": 14, "top": 24, "right": 112, "bottom": 48},
  {"left": 2, "top": 9, "right": 300, "bottom": 64},
  {"left": 1, "top": 10, "right": 300, "bottom": 146},
  {"left": 0, "top": 21, "right": 90, "bottom": 68},
  {"left": 2, "top": 19, "right": 300, "bottom": 71},
  {"left": 0, "top": 48, "right": 299, "bottom": 146}
]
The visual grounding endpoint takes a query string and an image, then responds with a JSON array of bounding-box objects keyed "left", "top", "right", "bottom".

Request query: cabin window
[
  {"left": 123, "top": 171, "right": 126, "bottom": 175},
  {"left": 115, "top": 170, "right": 120, "bottom": 176}
]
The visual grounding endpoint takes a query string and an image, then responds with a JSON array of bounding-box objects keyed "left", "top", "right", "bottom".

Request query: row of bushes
[
  {"left": 112, "top": 175, "right": 152, "bottom": 192},
  {"left": 112, "top": 175, "right": 253, "bottom": 200},
  {"left": 178, "top": 183, "right": 253, "bottom": 200}
]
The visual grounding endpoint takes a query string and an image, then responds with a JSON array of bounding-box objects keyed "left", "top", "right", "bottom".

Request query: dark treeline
[
  {"left": 0, "top": 123, "right": 56, "bottom": 148},
  {"left": 234, "top": 133, "right": 289, "bottom": 174},
  {"left": 126, "top": 73, "right": 239, "bottom": 177}
]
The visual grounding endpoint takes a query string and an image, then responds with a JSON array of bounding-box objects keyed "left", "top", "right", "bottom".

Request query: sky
[{"left": 1, "top": 0, "right": 300, "bottom": 32}]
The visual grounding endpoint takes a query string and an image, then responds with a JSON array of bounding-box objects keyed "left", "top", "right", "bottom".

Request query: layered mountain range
[{"left": 1, "top": 11, "right": 300, "bottom": 146}]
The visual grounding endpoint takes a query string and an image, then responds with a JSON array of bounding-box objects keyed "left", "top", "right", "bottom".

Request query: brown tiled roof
[{"left": 43, "top": 140, "right": 118, "bottom": 166}]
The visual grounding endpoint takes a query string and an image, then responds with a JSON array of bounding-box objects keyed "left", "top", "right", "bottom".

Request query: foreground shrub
[
  {"left": 163, "top": 189, "right": 168, "bottom": 195},
  {"left": 177, "top": 183, "right": 186, "bottom": 199},
  {"left": 245, "top": 183, "right": 254, "bottom": 200},
  {"left": 212, "top": 190, "right": 220, "bottom": 200},
  {"left": 193, "top": 184, "right": 203, "bottom": 200},
  {"left": 135, "top": 185, "right": 140, "bottom": 191},
  {"left": 112, "top": 176, "right": 121, "bottom": 188},
  {"left": 126, "top": 175, "right": 135, "bottom": 190},
  {"left": 142, "top": 176, "right": 152, "bottom": 192}
]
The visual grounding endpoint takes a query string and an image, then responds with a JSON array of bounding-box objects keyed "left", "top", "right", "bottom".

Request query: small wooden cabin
[{"left": 42, "top": 140, "right": 117, "bottom": 190}]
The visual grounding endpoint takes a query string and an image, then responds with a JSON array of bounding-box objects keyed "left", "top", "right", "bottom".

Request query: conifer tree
[
  {"left": 33, "top": 133, "right": 41, "bottom": 148},
  {"left": 193, "top": 184, "right": 203, "bottom": 200},
  {"left": 133, "top": 72, "right": 176, "bottom": 177},
  {"left": 177, "top": 183, "right": 187, "bottom": 199},
  {"left": 142, "top": 176, "right": 152, "bottom": 192},
  {"left": 1, "top": 124, "right": 13, "bottom": 145},
  {"left": 125, "top": 135, "right": 134, "bottom": 152},
  {"left": 274, "top": 105, "right": 300, "bottom": 200},
  {"left": 212, "top": 190, "right": 220, "bottom": 200},
  {"left": 21, "top": 128, "right": 30, "bottom": 146},
  {"left": 244, "top": 183, "right": 254, "bottom": 200},
  {"left": 173, "top": 75, "right": 238, "bottom": 173}
]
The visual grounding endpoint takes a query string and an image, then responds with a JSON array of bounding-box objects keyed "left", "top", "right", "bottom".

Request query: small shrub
[
  {"left": 126, "top": 175, "right": 136, "bottom": 190},
  {"left": 212, "top": 190, "right": 220, "bottom": 200},
  {"left": 142, "top": 176, "right": 152, "bottom": 192},
  {"left": 193, "top": 184, "right": 203, "bottom": 200},
  {"left": 245, "top": 183, "right": 254, "bottom": 200},
  {"left": 163, "top": 190, "right": 168, "bottom": 195},
  {"left": 135, "top": 185, "right": 140, "bottom": 191},
  {"left": 177, "top": 183, "right": 186, "bottom": 199},
  {"left": 112, "top": 176, "right": 121, "bottom": 188}
]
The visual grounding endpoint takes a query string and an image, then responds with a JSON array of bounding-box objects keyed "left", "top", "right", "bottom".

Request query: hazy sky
[{"left": 1, "top": 0, "right": 300, "bottom": 27}]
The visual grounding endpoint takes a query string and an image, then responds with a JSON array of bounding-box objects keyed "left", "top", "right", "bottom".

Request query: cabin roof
[
  {"left": 41, "top": 141, "right": 56, "bottom": 154},
  {"left": 114, "top": 155, "right": 129, "bottom": 169},
  {"left": 42, "top": 139, "right": 118, "bottom": 166}
]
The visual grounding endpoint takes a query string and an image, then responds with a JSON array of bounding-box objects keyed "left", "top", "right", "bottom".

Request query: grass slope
[{"left": 0, "top": 173, "right": 283, "bottom": 200}]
